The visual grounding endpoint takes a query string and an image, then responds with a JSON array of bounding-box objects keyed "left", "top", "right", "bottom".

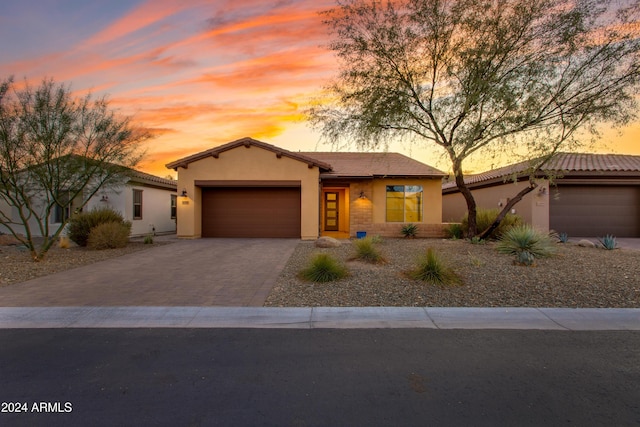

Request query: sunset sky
[{"left": 1, "top": 0, "right": 639, "bottom": 178}]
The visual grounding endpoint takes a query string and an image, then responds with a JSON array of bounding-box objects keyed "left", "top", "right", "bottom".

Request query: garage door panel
[
  {"left": 550, "top": 186, "right": 640, "bottom": 237},
  {"left": 202, "top": 187, "right": 301, "bottom": 238}
]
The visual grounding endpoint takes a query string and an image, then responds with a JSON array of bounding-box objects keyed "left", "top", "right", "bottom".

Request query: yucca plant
[
  {"left": 353, "top": 237, "right": 385, "bottom": 264},
  {"left": 598, "top": 234, "right": 617, "bottom": 250},
  {"left": 496, "top": 224, "right": 556, "bottom": 266},
  {"left": 401, "top": 223, "right": 418, "bottom": 238},
  {"left": 409, "top": 248, "right": 461, "bottom": 287},
  {"left": 300, "top": 253, "right": 348, "bottom": 283}
]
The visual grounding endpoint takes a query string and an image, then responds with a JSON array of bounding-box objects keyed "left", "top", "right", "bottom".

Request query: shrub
[
  {"left": 445, "top": 223, "right": 464, "bottom": 239},
  {"left": 144, "top": 234, "right": 154, "bottom": 244},
  {"left": 557, "top": 232, "right": 569, "bottom": 243},
  {"left": 460, "top": 208, "right": 522, "bottom": 239},
  {"left": 408, "top": 248, "right": 462, "bottom": 287},
  {"left": 68, "top": 208, "right": 127, "bottom": 247},
  {"left": 300, "top": 253, "right": 348, "bottom": 283},
  {"left": 87, "top": 221, "right": 132, "bottom": 250},
  {"left": 353, "top": 237, "right": 385, "bottom": 264},
  {"left": 496, "top": 224, "right": 556, "bottom": 266},
  {"left": 598, "top": 234, "right": 617, "bottom": 250},
  {"left": 401, "top": 223, "right": 418, "bottom": 238}
]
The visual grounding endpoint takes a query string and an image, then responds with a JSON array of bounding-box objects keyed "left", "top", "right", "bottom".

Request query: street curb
[{"left": 0, "top": 307, "right": 638, "bottom": 330}]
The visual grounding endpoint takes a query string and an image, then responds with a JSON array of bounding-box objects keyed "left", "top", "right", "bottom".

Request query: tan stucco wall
[
  {"left": 175, "top": 145, "right": 320, "bottom": 239},
  {"left": 442, "top": 179, "right": 550, "bottom": 231}
]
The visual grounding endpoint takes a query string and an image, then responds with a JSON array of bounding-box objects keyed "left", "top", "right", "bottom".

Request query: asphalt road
[{"left": 1, "top": 329, "right": 639, "bottom": 427}]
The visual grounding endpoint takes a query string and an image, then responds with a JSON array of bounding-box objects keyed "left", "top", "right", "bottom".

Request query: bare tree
[
  {"left": 309, "top": 0, "right": 640, "bottom": 237},
  {"left": 0, "top": 77, "right": 151, "bottom": 260}
]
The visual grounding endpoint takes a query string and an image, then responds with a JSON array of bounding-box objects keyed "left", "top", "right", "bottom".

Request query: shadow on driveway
[{"left": 0, "top": 238, "right": 299, "bottom": 307}]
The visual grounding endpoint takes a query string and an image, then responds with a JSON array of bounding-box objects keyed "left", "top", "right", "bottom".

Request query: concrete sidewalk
[{"left": 1, "top": 306, "right": 638, "bottom": 330}]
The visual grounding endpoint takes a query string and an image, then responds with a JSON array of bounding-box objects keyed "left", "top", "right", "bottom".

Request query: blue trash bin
[{"left": 356, "top": 231, "right": 367, "bottom": 239}]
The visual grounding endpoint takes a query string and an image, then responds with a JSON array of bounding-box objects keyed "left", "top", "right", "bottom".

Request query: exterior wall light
[
  {"left": 359, "top": 191, "right": 367, "bottom": 199},
  {"left": 181, "top": 188, "right": 188, "bottom": 197}
]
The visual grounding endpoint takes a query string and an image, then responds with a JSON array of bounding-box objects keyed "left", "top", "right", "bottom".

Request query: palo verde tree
[
  {"left": 309, "top": 0, "right": 640, "bottom": 238},
  {"left": 0, "top": 77, "right": 151, "bottom": 261}
]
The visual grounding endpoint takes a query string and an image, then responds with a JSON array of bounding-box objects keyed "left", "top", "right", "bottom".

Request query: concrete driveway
[{"left": 0, "top": 238, "right": 299, "bottom": 307}]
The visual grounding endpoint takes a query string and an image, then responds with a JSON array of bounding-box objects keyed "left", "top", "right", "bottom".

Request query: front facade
[
  {"left": 442, "top": 153, "right": 640, "bottom": 237},
  {"left": 166, "top": 137, "right": 448, "bottom": 239}
]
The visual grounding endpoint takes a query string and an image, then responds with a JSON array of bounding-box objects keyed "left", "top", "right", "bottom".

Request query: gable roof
[
  {"left": 443, "top": 152, "right": 640, "bottom": 190},
  {"left": 165, "top": 137, "right": 333, "bottom": 171},
  {"left": 129, "top": 170, "right": 177, "bottom": 190},
  {"left": 301, "top": 152, "right": 447, "bottom": 179}
]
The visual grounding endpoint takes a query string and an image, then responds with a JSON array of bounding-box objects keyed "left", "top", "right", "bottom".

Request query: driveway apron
[{"left": 0, "top": 238, "right": 299, "bottom": 307}]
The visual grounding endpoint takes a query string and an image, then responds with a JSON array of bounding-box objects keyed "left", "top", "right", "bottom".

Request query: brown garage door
[
  {"left": 550, "top": 185, "right": 640, "bottom": 237},
  {"left": 201, "top": 187, "right": 301, "bottom": 238}
]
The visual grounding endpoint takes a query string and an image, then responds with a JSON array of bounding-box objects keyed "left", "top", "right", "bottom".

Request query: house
[
  {"left": 0, "top": 169, "right": 177, "bottom": 238},
  {"left": 165, "top": 137, "right": 448, "bottom": 239},
  {"left": 442, "top": 153, "right": 640, "bottom": 237}
]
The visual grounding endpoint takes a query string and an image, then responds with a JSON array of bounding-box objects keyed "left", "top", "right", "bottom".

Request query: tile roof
[
  {"left": 129, "top": 170, "right": 177, "bottom": 190},
  {"left": 165, "top": 137, "right": 332, "bottom": 171},
  {"left": 443, "top": 152, "right": 640, "bottom": 189},
  {"left": 301, "top": 152, "right": 447, "bottom": 178}
]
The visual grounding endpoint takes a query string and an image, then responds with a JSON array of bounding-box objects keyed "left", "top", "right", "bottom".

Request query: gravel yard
[{"left": 264, "top": 238, "right": 640, "bottom": 308}]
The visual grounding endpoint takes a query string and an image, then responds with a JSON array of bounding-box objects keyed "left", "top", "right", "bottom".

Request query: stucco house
[
  {"left": 0, "top": 170, "right": 177, "bottom": 238},
  {"left": 442, "top": 153, "right": 640, "bottom": 237},
  {"left": 165, "top": 137, "right": 448, "bottom": 239}
]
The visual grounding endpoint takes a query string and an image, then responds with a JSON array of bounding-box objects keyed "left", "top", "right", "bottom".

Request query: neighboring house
[
  {"left": 0, "top": 170, "right": 177, "bottom": 238},
  {"left": 165, "top": 137, "right": 448, "bottom": 239},
  {"left": 442, "top": 153, "right": 640, "bottom": 237}
]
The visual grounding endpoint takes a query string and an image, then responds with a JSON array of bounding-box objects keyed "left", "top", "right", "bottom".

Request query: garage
[
  {"left": 201, "top": 186, "right": 301, "bottom": 238},
  {"left": 550, "top": 185, "right": 640, "bottom": 237}
]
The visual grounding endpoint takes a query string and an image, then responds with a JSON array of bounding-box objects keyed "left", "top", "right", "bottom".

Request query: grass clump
[
  {"left": 461, "top": 208, "right": 522, "bottom": 239},
  {"left": 68, "top": 208, "right": 127, "bottom": 247},
  {"left": 445, "top": 223, "right": 464, "bottom": 239},
  {"left": 300, "top": 253, "right": 348, "bottom": 283},
  {"left": 144, "top": 234, "right": 154, "bottom": 244},
  {"left": 408, "top": 248, "right": 462, "bottom": 287},
  {"left": 353, "top": 237, "right": 385, "bottom": 264},
  {"left": 496, "top": 224, "right": 556, "bottom": 266},
  {"left": 87, "top": 221, "right": 132, "bottom": 250}
]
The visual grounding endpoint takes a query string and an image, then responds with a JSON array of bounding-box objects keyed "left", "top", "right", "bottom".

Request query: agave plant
[
  {"left": 401, "top": 223, "right": 418, "bottom": 238},
  {"left": 496, "top": 225, "right": 556, "bottom": 266},
  {"left": 598, "top": 234, "right": 617, "bottom": 250}
]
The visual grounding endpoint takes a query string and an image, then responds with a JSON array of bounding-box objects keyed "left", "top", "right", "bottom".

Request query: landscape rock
[
  {"left": 577, "top": 239, "right": 596, "bottom": 248},
  {"left": 315, "top": 236, "right": 341, "bottom": 248}
]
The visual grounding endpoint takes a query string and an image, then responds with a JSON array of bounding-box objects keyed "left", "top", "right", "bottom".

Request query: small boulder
[
  {"left": 577, "top": 239, "right": 595, "bottom": 248},
  {"left": 315, "top": 236, "right": 341, "bottom": 248}
]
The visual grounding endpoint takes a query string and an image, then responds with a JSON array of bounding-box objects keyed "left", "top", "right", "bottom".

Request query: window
[
  {"left": 386, "top": 185, "right": 423, "bottom": 222},
  {"left": 171, "top": 194, "right": 177, "bottom": 219},
  {"left": 133, "top": 189, "right": 143, "bottom": 220},
  {"left": 53, "top": 192, "right": 71, "bottom": 223}
]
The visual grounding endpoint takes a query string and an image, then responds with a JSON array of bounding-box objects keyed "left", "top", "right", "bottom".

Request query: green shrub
[
  {"left": 598, "top": 234, "right": 617, "bottom": 250},
  {"left": 409, "top": 248, "right": 462, "bottom": 287},
  {"left": 496, "top": 224, "right": 556, "bottom": 266},
  {"left": 87, "top": 221, "right": 132, "bottom": 250},
  {"left": 460, "top": 208, "right": 522, "bottom": 239},
  {"left": 300, "top": 253, "right": 348, "bottom": 283},
  {"left": 68, "top": 208, "right": 127, "bottom": 247},
  {"left": 144, "top": 234, "right": 154, "bottom": 244},
  {"left": 445, "top": 223, "right": 464, "bottom": 239},
  {"left": 401, "top": 223, "right": 418, "bottom": 238},
  {"left": 353, "top": 237, "right": 385, "bottom": 264}
]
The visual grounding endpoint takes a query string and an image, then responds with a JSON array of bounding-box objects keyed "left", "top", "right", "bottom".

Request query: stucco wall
[
  {"left": 442, "top": 179, "right": 550, "bottom": 231},
  {"left": 175, "top": 145, "right": 321, "bottom": 240}
]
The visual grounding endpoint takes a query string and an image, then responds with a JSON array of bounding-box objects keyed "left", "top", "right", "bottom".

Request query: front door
[{"left": 324, "top": 192, "right": 339, "bottom": 231}]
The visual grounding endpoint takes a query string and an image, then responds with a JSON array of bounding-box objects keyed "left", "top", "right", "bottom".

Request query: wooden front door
[{"left": 324, "top": 192, "right": 339, "bottom": 231}]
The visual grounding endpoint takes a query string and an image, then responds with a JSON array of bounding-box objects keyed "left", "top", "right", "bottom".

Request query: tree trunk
[
  {"left": 453, "top": 163, "right": 478, "bottom": 238},
  {"left": 478, "top": 181, "right": 538, "bottom": 240}
]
